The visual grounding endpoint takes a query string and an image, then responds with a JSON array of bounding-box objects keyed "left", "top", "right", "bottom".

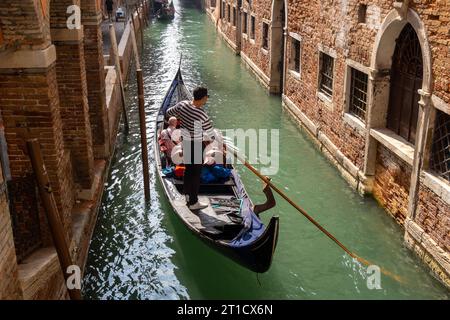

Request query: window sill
[
  {"left": 288, "top": 69, "right": 301, "bottom": 81},
  {"left": 343, "top": 113, "right": 366, "bottom": 135},
  {"left": 370, "top": 128, "right": 415, "bottom": 166},
  {"left": 316, "top": 91, "right": 333, "bottom": 111},
  {"left": 261, "top": 48, "right": 269, "bottom": 55},
  {"left": 249, "top": 38, "right": 255, "bottom": 45},
  {"left": 421, "top": 171, "right": 450, "bottom": 205}
]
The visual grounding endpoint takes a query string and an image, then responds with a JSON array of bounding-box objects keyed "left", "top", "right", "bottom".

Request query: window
[
  {"left": 430, "top": 110, "right": 450, "bottom": 182},
  {"left": 289, "top": 37, "right": 301, "bottom": 74},
  {"left": 243, "top": 12, "right": 248, "bottom": 34},
  {"left": 358, "top": 4, "right": 367, "bottom": 23},
  {"left": 386, "top": 23, "right": 422, "bottom": 144},
  {"left": 227, "top": 4, "right": 231, "bottom": 23},
  {"left": 210, "top": 0, "right": 216, "bottom": 8},
  {"left": 349, "top": 68, "right": 368, "bottom": 121},
  {"left": 220, "top": 1, "right": 225, "bottom": 19},
  {"left": 262, "top": 22, "right": 269, "bottom": 50},
  {"left": 319, "top": 52, "right": 334, "bottom": 98},
  {"left": 250, "top": 16, "right": 255, "bottom": 40},
  {"left": 232, "top": 7, "right": 236, "bottom": 27}
]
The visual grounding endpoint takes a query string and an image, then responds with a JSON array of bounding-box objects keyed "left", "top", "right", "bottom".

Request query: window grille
[
  {"left": 319, "top": 53, "right": 334, "bottom": 98},
  {"left": 291, "top": 38, "right": 301, "bottom": 73},
  {"left": 243, "top": 12, "right": 248, "bottom": 34},
  {"left": 250, "top": 16, "right": 255, "bottom": 39},
  {"left": 349, "top": 68, "right": 368, "bottom": 121},
  {"left": 262, "top": 23, "right": 269, "bottom": 50},
  {"left": 430, "top": 110, "right": 450, "bottom": 182}
]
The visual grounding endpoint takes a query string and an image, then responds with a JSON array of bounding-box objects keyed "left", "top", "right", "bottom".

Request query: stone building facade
[
  {"left": 206, "top": 0, "right": 450, "bottom": 287},
  {"left": 0, "top": 0, "right": 147, "bottom": 299}
]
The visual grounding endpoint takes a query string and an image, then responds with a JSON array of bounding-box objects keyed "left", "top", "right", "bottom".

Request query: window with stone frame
[
  {"left": 319, "top": 52, "right": 334, "bottom": 98},
  {"left": 250, "top": 16, "right": 256, "bottom": 40},
  {"left": 358, "top": 4, "right": 367, "bottom": 24},
  {"left": 262, "top": 22, "right": 269, "bottom": 50},
  {"left": 227, "top": 4, "right": 231, "bottom": 23},
  {"left": 349, "top": 68, "right": 368, "bottom": 121},
  {"left": 289, "top": 37, "right": 301, "bottom": 74},
  {"left": 221, "top": 1, "right": 225, "bottom": 19},
  {"left": 232, "top": 7, "right": 237, "bottom": 26},
  {"left": 430, "top": 110, "right": 450, "bottom": 183},
  {"left": 243, "top": 12, "right": 248, "bottom": 34}
]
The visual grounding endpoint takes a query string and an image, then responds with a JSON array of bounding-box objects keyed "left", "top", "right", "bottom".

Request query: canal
[{"left": 82, "top": 1, "right": 449, "bottom": 299}]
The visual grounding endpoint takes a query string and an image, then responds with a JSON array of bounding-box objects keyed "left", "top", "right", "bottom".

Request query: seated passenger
[{"left": 159, "top": 116, "right": 179, "bottom": 163}]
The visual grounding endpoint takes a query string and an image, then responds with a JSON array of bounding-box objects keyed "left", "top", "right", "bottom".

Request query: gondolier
[{"left": 166, "top": 86, "right": 215, "bottom": 210}]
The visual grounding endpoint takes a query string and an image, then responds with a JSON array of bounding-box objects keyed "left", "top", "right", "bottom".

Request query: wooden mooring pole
[
  {"left": 144, "top": 0, "right": 150, "bottom": 22},
  {"left": 136, "top": 4, "right": 144, "bottom": 49},
  {"left": 131, "top": 16, "right": 141, "bottom": 69},
  {"left": 141, "top": 0, "right": 149, "bottom": 27},
  {"left": 137, "top": 69, "right": 151, "bottom": 202},
  {"left": 109, "top": 23, "right": 129, "bottom": 133},
  {"left": 27, "top": 139, "right": 83, "bottom": 300}
]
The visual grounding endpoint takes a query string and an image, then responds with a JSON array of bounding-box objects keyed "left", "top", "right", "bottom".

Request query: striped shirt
[{"left": 166, "top": 100, "right": 215, "bottom": 141}]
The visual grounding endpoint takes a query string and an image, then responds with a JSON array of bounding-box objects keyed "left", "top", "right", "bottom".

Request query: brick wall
[
  {"left": 373, "top": 145, "right": 411, "bottom": 226},
  {"left": 0, "top": 65, "right": 76, "bottom": 248},
  {"left": 240, "top": 0, "right": 271, "bottom": 77},
  {"left": 218, "top": 1, "right": 238, "bottom": 47},
  {"left": 50, "top": 0, "right": 81, "bottom": 29},
  {"left": 84, "top": 23, "right": 109, "bottom": 158},
  {"left": 0, "top": 0, "right": 139, "bottom": 299},
  {"left": 284, "top": 0, "right": 370, "bottom": 169},
  {"left": 81, "top": 4, "right": 107, "bottom": 160},
  {"left": 54, "top": 40, "right": 94, "bottom": 188},
  {"left": 416, "top": 184, "right": 450, "bottom": 253},
  {"left": 409, "top": 1, "right": 450, "bottom": 105},
  {"left": 0, "top": 25, "right": 4, "bottom": 48},
  {"left": 0, "top": 163, "right": 22, "bottom": 299},
  {"left": 0, "top": 0, "right": 50, "bottom": 50},
  {"left": 7, "top": 173, "right": 42, "bottom": 260}
]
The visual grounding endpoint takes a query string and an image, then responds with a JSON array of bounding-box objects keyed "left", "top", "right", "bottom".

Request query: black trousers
[{"left": 183, "top": 140, "right": 203, "bottom": 205}]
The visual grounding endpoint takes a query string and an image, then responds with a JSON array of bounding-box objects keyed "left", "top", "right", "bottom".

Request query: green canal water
[{"left": 82, "top": 1, "right": 449, "bottom": 299}]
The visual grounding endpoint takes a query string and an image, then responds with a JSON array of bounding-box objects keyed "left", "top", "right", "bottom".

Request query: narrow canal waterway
[{"left": 83, "top": 1, "right": 449, "bottom": 299}]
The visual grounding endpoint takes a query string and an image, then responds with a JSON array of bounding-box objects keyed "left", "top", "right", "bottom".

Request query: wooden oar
[{"left": 224, "top": 144, "right": 405, "bottom": 284}]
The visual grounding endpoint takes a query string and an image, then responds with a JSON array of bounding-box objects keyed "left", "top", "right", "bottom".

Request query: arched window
[{"left": 386, "top": 23, "right": 423, "bottom": 144}]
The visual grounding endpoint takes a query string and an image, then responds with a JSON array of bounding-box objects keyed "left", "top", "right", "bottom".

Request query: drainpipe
[{"left": 236, "top": 0, "right": 242, "bottom": 54}]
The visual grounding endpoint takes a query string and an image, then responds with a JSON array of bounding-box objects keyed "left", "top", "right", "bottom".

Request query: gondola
[
  {"left": 154, "top": 67, "right": 279, "bottom": 273},
  {"left": 155, "top": 0, "right": 175, "bottom": 20}
]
